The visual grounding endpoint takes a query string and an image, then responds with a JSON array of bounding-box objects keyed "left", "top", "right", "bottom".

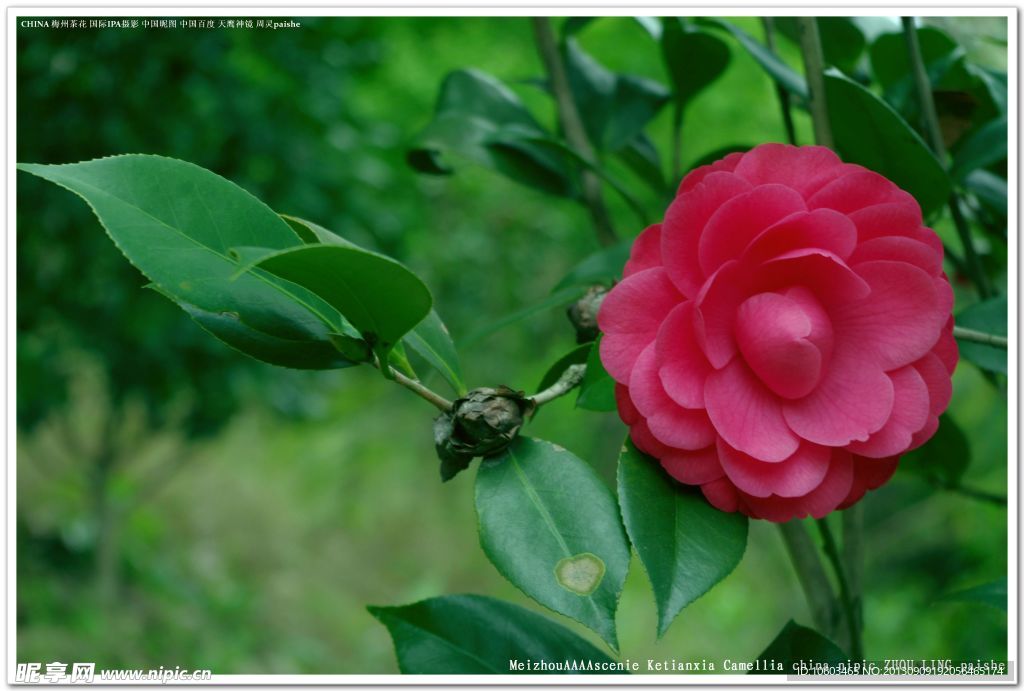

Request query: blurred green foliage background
[{"left": 17, "top": 15, "right": 1008, "bottom": 674}]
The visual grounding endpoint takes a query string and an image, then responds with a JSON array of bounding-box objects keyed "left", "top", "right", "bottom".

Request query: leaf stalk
[
  {"left": 953, "top": 325, "right": 1008, "bottom": 348},
  {"left": 530, "top": 363, "right": 587, "bottom": 407}
]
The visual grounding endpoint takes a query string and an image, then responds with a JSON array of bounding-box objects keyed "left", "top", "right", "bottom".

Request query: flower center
[{"left": 734, "top": 287, "right": 834, "bottom": 399}]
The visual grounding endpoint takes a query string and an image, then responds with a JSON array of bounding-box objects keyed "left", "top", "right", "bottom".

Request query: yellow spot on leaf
[{"left": 555, "top": 553, "right": 605, "bottom": 596}]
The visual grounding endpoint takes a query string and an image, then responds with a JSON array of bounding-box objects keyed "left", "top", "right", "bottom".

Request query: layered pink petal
[
  {"left": 623, "top": 223, "right": 662, "bottom": 278},
  {"left": 629, "top": 344, "right": 715, "bottom": 450},
  {"left": 718, "top": 438, "right": 830, "bottom": 498},
  {"left": 655, "top": 301, "right": 711, "bottom": 409},
  {"left": 741, "top": 449, "right": 855, "bottom": 521},
  {"left": 629, "top": 419, "right": 665, "bottom": 458},
  {"left": 678, "top": 151, "right": 744, "bottom": 194},
  {"left": 839, "top": 455, "right": 899, "bottom": 509},
  {"left": 755, "top": 248, "right": 870, "bottom": 305},
  {"left": 808, "top": 169, "right": 914, "bottom": 215},
  {"left": 849, "top": 236, "right": 943, "bottom": 276},
  {"left": 705, "top": 358, "right": 800, "bottom": 462},
  {"left": 933, "top": 318, "right": 960, "bottom": 374},
  {"left": 908, "top": 414, "right": 940, "bottom": 451},
  {"left": 845, "top": 201, "right": 923, "bottom": 243},
  {"left": 693, "top": 260, "right": 749, "bottom": 368},
  {"left": 662, "top": 172, "right": 753, "bottom": 298},
  {"left": 832, "top": 260, "right": 945, "bottom": 370},
  {"left": 801, "top": 450, "right": 856, "bottom": 518},
  {"left": 661, "top": 446, "right": 724, "bottom": 485},
  {"left": 783, "top": 344, "right": 895, "bottom": 446},
  {"left": 598, "top": 267, "right": 682, "bottom": 383},
  {"left": 846, "top": 365, "right": 930, "bottom": 458},
  {"left": 735, "top": 292, "right": 824, "bottom": 399},
  {"left": 614, "top": 383, "right": 640, "bottom": 426},
  {"left": 701, "top": 476, "right": 741, "bottom": 513},
  {"left": 914, "top": 351, "right": 954, "bottom": 417},
  {"left": 698, "top": 184, "right": 806, "bottom": 276},
  {"left": 744, "top": 208, "right": 858, "bottom": 265},
  {"left": 731, "top": 143, "right": 848, "bottom": 198},
  {"left": 912, "top": 225, "right": 944, "bottom": 257}
]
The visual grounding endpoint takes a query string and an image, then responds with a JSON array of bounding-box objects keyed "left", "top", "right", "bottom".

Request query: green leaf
[
  {"left": 634, "top": 17, "right": 662, "bottom": 40},
  {"left": 956, "top": 295, "right": 1007, "bottom": 374},
  {"left": 702, "top": 19, "right": 808, "bottom": 101},
  {"left": 964, "top": 169, "right": 1007, "bottom": 217},
  {"left": 850, "top": 16, "right": 901, "bottom": 43},
  {"left": 475, "top": 437, "right": 630, "bottom": 649},
  {"left": 404, "top": 309, "right": 466, "bottom": 395},
  {"left": 903, "top": 414, "right": 970, "bottom": 488},
  {"left": 752, "top": 620, "right": 847, "bottom": 674},
  {"left": 280, "top": 214, "right": 358, "bottom": 247},
  {"left": 464, "top": 285, "right": 586, "bottom": 347},
  {"left": 968, "top": 65, "right": 1008, "bottom": 116},
  {"left": 951, "top": 116, "right": 1007, "bottom": 181},
  {"left": 16, "top": 156, "right": 348, "bottom": 353},
  {"left": 661, "top": 20, "right": 731, "bottom": 110},
  {"left": 279, "top": 215, "right": 463, "bottom": 390},
  {"left": 328, "top": 332, "right": 373, "bottom": 363},
  {"left": 553, "top": 243, "right": 631, "bottom": 292},
  {"left": 817, "top": 18, "right": 867, "bottom": 72},
  {"left": 438, "top": 67, "right": 543, "bottom": 130},
  {"left": 368, "top": 594, "right": 618, "bottom": 674},
  {"left": 824, "top": 69, "right": 951, "bottom": 217},
  {"left": 868, "top": 27, "right": 992, "bottom": 120},
  {"left": 247, "top": 244, "right": 432, "bottom": 363},
  {"left": 148, "top": 286, "right": 357, "bottom": 370},
  {"left": 408, "top": 69, "right": 574, "bottom": 196},
  {"left": 387, "top": 340, "right": 418, "bottom": 379},
  {"left": 576, "top": 340, "right": 616, "bottom": 412},
  {"left": 939, "top": 578, "right": 1007, "bottom": 613},
  {"left": 562, "top": 17, "right": 595, "bottom": 37},
  {"left": 870, "top": 26, "right": 963, "bottom": 91},
  {"left": 774, "top": 18, "right": 866, "bottom": 74},
  {"left": 616, "top": 133, "right": 666, "bottom": 193},
  {"left": 617, "top": 440, "right": 748, "bottom": 636},
  {"left": 563, "top": 39, "right": 671, "bottom": 152},
  {"left": 488, "top": 128, "right": 650, "bottom": 224}
]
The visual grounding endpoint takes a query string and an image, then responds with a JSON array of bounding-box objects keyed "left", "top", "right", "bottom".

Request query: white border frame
[{"left": 4, "top": 4, "right": 1017, "bottom": 685}]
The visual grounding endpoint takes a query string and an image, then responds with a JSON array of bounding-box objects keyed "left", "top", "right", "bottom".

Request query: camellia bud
[
  {"left": 566, "top": 285, "right": 608, "bottom": 343},
  {"left": 433, "top": 386, "right": 537, "bottom": 481}
]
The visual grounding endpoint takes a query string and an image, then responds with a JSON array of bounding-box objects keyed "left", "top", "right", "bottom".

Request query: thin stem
[
  {"left": 777, "top": 521, "right": 842, "bottom": 641},
  {"left": 816, "top": 518, "right": 862, "bottom": 658},
  {"left": 796, "top": 17, "right": 834, "bottom": 149},
  {"left": 953, "top": 325, "right": 1008, "bottom": 348},
  {"left": 531, "top": 17, "right": 617, "bottom": 247},
  {"left": 841, "top": 506, "right": 865, "bottom": 658},
  {"left": 901, "top": 18, "right": 946, "bottom": 156},
  {"left": 391, "top": 368, "right": 454, "bottom": 412},
  {"left": 762, "top": 17, "right": 798, "bottom": 145},
  {"left": 530, "top": 363, "right": 586, "bottom": 406},
  {"left": 901, "top": 17, "right": 993, "bottom": 299}
]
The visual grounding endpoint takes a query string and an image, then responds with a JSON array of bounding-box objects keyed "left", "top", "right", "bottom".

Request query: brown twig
[{"left": 531, "top": 17, "right": 617, "bottom": 247}]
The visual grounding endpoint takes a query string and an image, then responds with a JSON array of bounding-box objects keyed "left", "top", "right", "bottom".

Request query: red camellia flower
[{"left": 599, "top": 143, "right": 958, "bottom": 522}]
